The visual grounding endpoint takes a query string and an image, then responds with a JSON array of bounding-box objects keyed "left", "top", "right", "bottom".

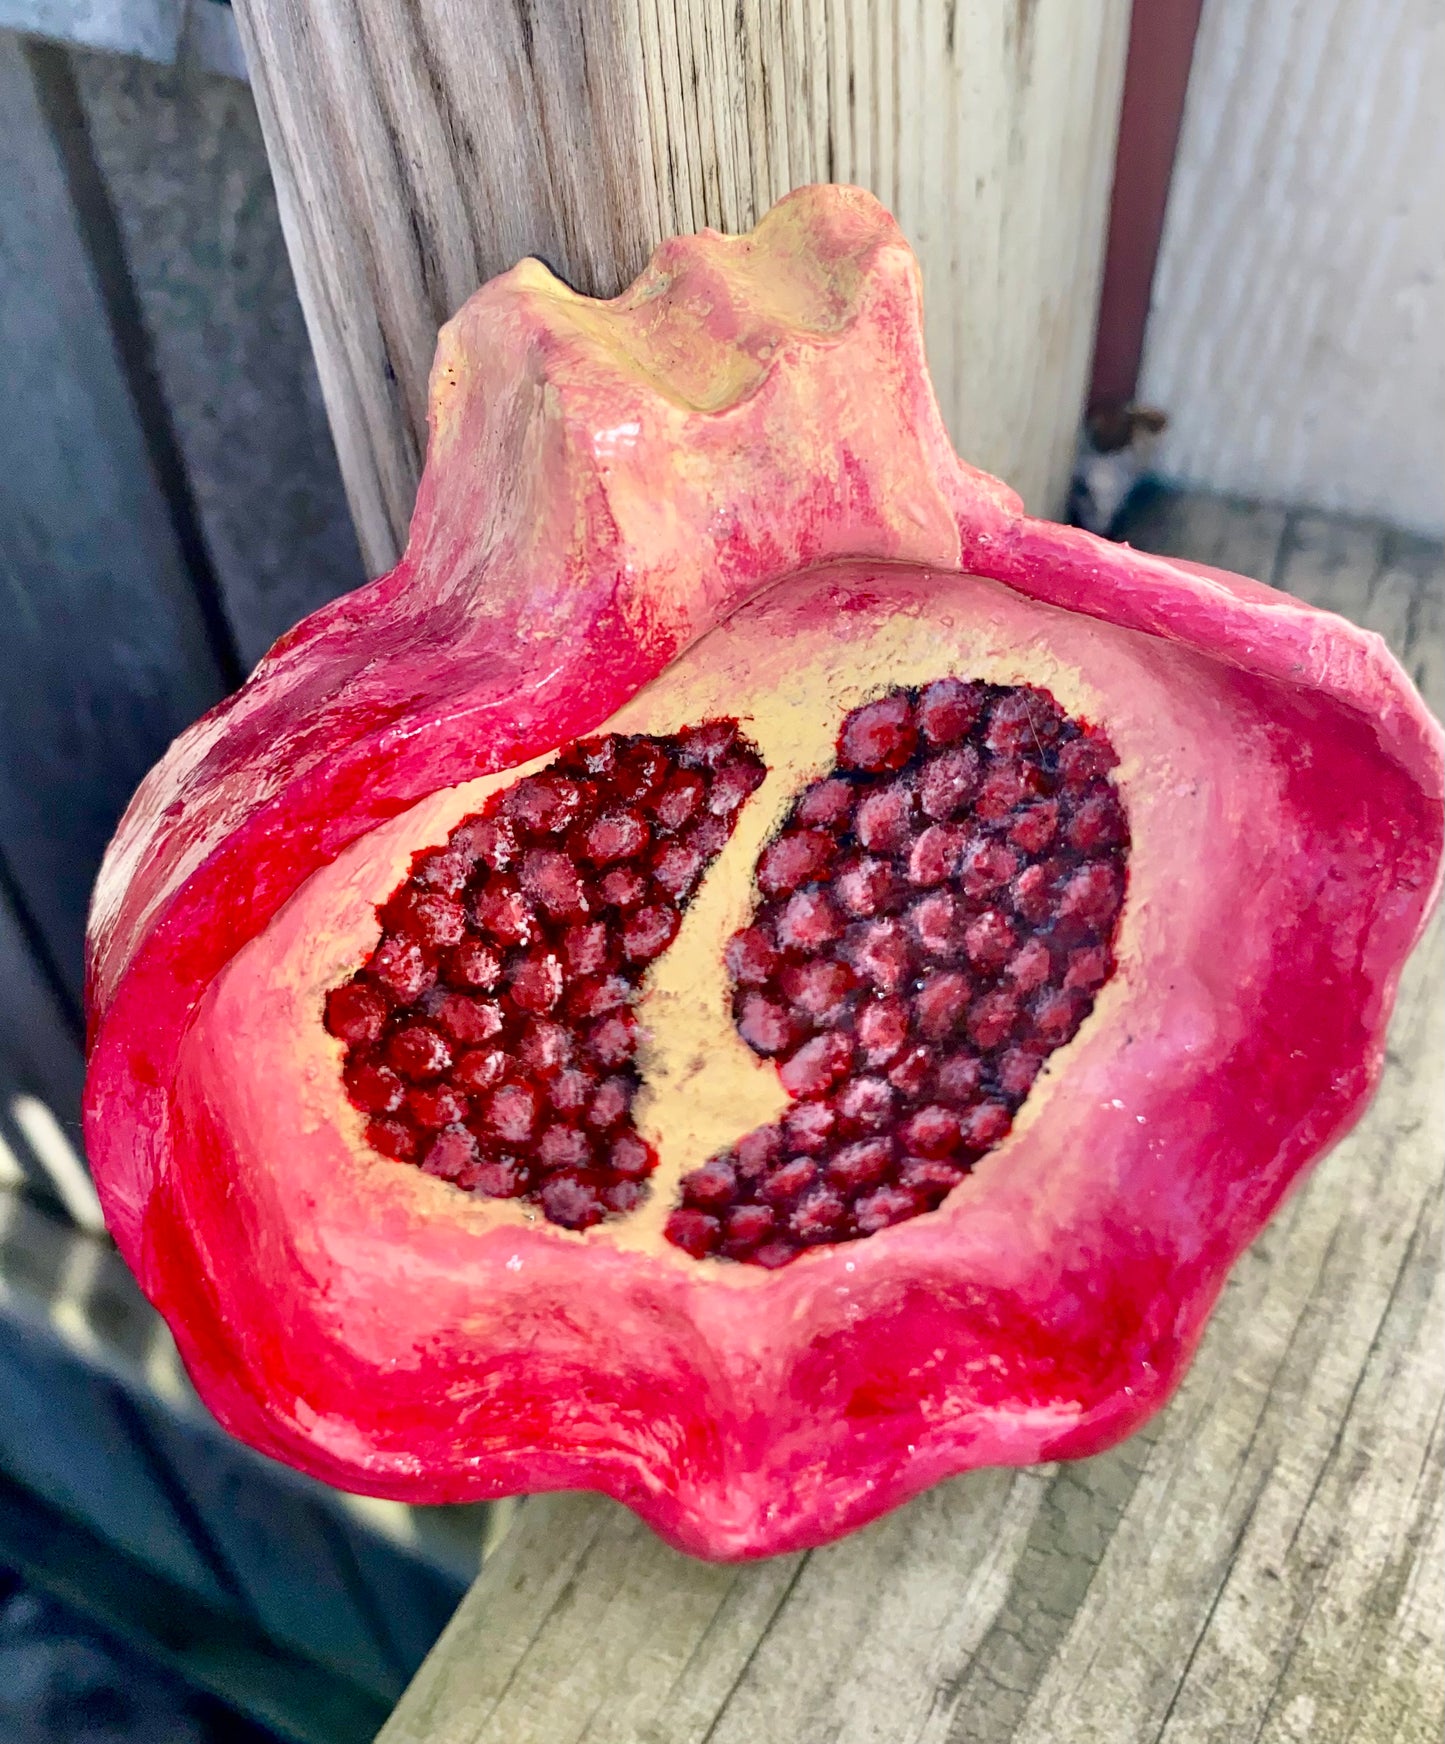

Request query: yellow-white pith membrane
[{"left": 196, "top": 560, "right": 1265, "bottom": 1285}]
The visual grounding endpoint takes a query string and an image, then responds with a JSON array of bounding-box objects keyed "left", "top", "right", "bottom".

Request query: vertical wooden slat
[
  {"left": 232, "top": 0, "right": 1130, "bottom": 573},
  {"left": 0, "top": 31, "right": 231, "bottom": 1006}
]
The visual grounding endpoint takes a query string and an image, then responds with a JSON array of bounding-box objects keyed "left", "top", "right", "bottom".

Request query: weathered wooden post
[{"left": 228, "top": 3, "right": 1131, "bottom": 1733}]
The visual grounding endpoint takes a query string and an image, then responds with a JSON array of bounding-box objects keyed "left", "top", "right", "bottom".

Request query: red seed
[
  {"left": 752, "top": 1239, "right": 802, "bottom": 1269},
  {"left": 564, "top": 735, "right": 619, "bottom": 778},
  {"left": 709, "top": 755, "right": 767, "bottom": 815},
  {"left": 614, "top": 741, "right": 668, "bottom": 801},
  {"left": 599, "top": 866, "right": 649, "bottom": 909},
  {"left": 537, "top": 1124, "right": 594, "bottom": 1172},
  {"left": 651, "top": 840, "right": 706, "bottom": 899},
  {"left": 908, "top": 824, "right": 966, "bottom": 887},
  {"left": 907, "top": 891, "right": 965, "bottom": 959},
  {"left": 960, "top": 838, "right": 1019, "bottom": 898},
  {"left": 471, "top": 882, "right": 542, "bottom": 946},
  {"left": 516, "top": 1017, "right": 575, "bottom": 1074},
  {"left": 586, "top": 1010, "right": 639, "bottom": 1068},
  {"left": 541, "top": 1173, "right": 606, "bottom": 1229},
  {"left": 736, "top": 993, "right": 800, "bottom": 1057},
  {"left": 561, "top": 921, "right": 612, "bottom": 978},
  {"left": 677, "top": 720, "right": 739, "bottom": 769},
  {"left": 369, "top": 934, "right": 436, "bottom": 1002},
  {"left": 520, "top": 849, "right": 590, "bottom": 920},
  {"left": 899, "top": 1155, "right": 968, "bottom": 1196},
  {"left": 1064, "top": 945, "right": 1112, "bottom": 992},
  {"left": 914, "top": 971, "right": 972, "bottom": 1040},
  {"left": 827, "top": 1138, "right": 893, "bottom": 1191},
  {"left": 986, "top": 691, "right": 1055, "bottom": 753},
  {"left": 324, "top": 982, "right": 389, "bottom": 1046},
  {"left": 621, "top": 904, "right": 680, "bottom": 964},
  {"left": 481, "top": 1081, "right": 539, "bottom": 1144},
  {"left": 779, "top": 1033, "right": 854, "bottom": 1098},
  {"left": 452, "top": 1048, "right": 508, "bottom": 1093},
  {"left": 935, "top": 1052, "right": 985, "bottom": 1106},
  {"left": 345, "top": 1057, "right": 405, "bottom": 1113},
  {"left": 584, "top": 1075, "right": 633, "bottom": 1131},
  {"left": 835, "top": 856, "right": 901, "bottom": 917},
  {"left": 782, "top": 1100, "right": 838, "bottom": 1156},
  {"left": 407, "top": 1084, "right": 471, "bottom": 1129},
  {"left": 736, "top": 1126, "right": 784, "bottom": 1177},
  {"left": 723, "top": 1204, "right": 775, "bottom": 1248},
  {"left": 412, "top": 848, "right": 472, "bottom": 895},
  {"left": 502, "top": 774, "right": 585, "bottom": 834},
  {"left": 835, "top": 1076, "right": 896, "bottom": 1132},
  {"left": 958, "top": 1101, "right": 1013, "bottom": 1148},
  {"left": 779, "top": 958, "right": 857, "bottom": 1023},
  {"left": 919, "top": 746, "right": 980, "bottom": 820},
  {"left": 385, "top": 1023, "right": 453, "bottom": 1080},
  {"left": 472, "top": 1156, "right": 531, "bottom": 1199},
  {"left": 429, "top": 992, "right": 505, "bottom": 1046},
  {"left": 974, "top": 762, "right": 1043, "bottom": 821},
  {"left": 452, "top": 815, "right": 518, "bottom": 871},
  {"left": 856, "top": 996, "right": 910, "bottom": 1065},
  {"left": 665, "top": 1206, "right": 722, "bottom": 1256},
  {"left": 793, "top": 777, "right": 854, "bottom": 829},
  {"left": 609, "top": 1132, "right": 655, "bottom": 1180},
  {"left": 837, "top": 695, "right": 917, "bottom": 772},
  {"left": 1056, "top": 731, "right": 1117, "bottom": 787},
  {"left": 509, "top": 951, "right": 565, "bottom": 1014},
  {"left": 1008, "top": 800, "right": 1059, "bottom": 854},
  {"left": 963, "top": 910, "right": 1017, "bottom": 972},
  {"left": 604, "top": 1179, "right": 648, "bottom": 1215},
  {"left": 442, "top": 936, "right": 503, "bottom": 990},
  {"left": 853, "top": 784, "right": 914, "bottom": 853},
  {"left": 681, "top": 1160, "right": 738, "bottom": 1209},
  {"left": 393, "top": 891, "right": 467, "bottom": 949},
  {"left": 366, "top": 1117, "right": 417, "bottom": 1161},
  {"left": 1031, "top": 988, "right": 1084, "bottom": 1045},
  {"left": 760, "top": 1157, "right": 818, "bottom": 1205},
  {"left": 1011, "top": 861, "right": 1059, "bottom": 923},
  {"left": 853, "top": 1184, "right": 923, "bottom": 1234},
  {"left": 966, "top": 990, "right": 1019, "bottom": 1051},
  {"left": 1058, "top": 862, "right": 1121, "bottom": 926},
  {"left": 648, "top": 771, "right": 706, "bottom": 832},
  {"left": 420, "top": 1126, "right": 478, "bottom": 1181},
  {"left": 887, "top": 1046, "right": 934, "bottom": 1099},
  {"left": 789, "top": 1186, "right": 847, "bottom": 1242},
  {"left": 996, "top": 1047, "right": 1046, "bottom": 1099},
  {"left": 917, "top": 678, "right": 984, "bottom": 745},
  {"left": 844, "top": 918, "right": 911, "bottom": 993},
  {"left": 726, "top": 926, "right": 780, "bottom": 987},
  {"left": 1006, "top": 936, "right": 1053, "bottom": 991},
  {"left": 899, "top": 1105, "right": 963, "bottom": 1158},
  {"left": 756, "top": 831, "right": 836, "bottom": 896},
  {"left": 548, "top": 1065, "right": 597, "bottom": 1116},
  {"left": 566, "top": 974, "right": 632, "bottom": 1021},
  {"left": 579, "top": 810, "right": 650, "bottom": 864},
  {"left": 774, "top": 889, "right": 844, "bottom": 954}
]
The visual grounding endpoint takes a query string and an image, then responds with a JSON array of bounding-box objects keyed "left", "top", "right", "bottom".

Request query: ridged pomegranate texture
[{"left": 83, "top": 184, "right": 1444, "bottom": 1559}]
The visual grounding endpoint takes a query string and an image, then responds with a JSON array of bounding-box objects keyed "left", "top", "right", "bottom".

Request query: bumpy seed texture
[
  {"left": 326, "top": 723, "right": 766, "bottom": 1230},
  {"left": 665, "top": 681, "right": 1129, "bottom": 1267}
]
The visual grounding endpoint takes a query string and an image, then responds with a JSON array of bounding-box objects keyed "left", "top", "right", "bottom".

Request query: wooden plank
[
  {"left": 1137, "top": 0, "right": 1444, "bottom": 535},
  {"left": 68, "top": 44, "right": 366, "bottom": 669},
  {"left": 0, "top": 31, "right": 231, "bottom": 1007},
  {"left": 231, "top": 0, "right": 1129, "bottom": 572},
  {"left": 376, "top": 501, "right": 1442, "bottom": 1742}
]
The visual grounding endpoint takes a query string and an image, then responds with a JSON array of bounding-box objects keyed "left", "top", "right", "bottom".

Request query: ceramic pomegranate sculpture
[{"left": 85, "top": 186, "right": 1443, "bottom": 1559}]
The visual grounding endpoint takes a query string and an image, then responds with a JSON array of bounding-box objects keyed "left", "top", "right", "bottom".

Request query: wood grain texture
[
  {"left": 231, "top": 0, "right": 1130, "bottom": 573},
  {"left": 1138, "top": 0, "right": 1445, "bottom": 536},
  {"left": 376, "top": 498, "right": 1443, "bottom": 1744}
]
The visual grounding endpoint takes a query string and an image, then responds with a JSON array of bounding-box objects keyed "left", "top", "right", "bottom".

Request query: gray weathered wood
[
  {"left": 0, "top": 30, "right": 231, "bottom": 1005},
  {"left": 376, "top": 501, "right": 1443, "bottom": 1743},
  {"left": 69, "top": 43, "right": 365, "bottom": 667},
  {"left": 232, "top": 0, "right": 1130, "bottom": 573}
]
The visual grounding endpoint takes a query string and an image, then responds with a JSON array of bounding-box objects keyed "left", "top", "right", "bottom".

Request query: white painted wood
[
  {"left": 231, "top": 0, "right": 1130, "bottom": 573},
  {"left": 1139, "top": 0, "right": 1445, "bottom": 535}
]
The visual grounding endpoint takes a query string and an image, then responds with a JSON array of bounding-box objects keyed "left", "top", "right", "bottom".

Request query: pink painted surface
[{"left": 84, "top": 187, "right": 1443, "bottom": 1558}]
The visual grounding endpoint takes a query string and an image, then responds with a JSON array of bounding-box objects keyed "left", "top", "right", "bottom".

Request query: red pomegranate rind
[
  {"left": 327, "top": 724, "right": 764, "bottom": 1228},
  {"left": 668, "top": 681, "right": 1127, "bottom": 1266},
  {"left": 84, "top": 185, "right": 1445, "bottom": 1560}
]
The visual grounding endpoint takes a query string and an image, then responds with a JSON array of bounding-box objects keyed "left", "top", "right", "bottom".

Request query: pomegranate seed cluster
[
  {"left": 664, "top": 680, "right": 1129, "bottom": 1268},
  {"left": 325, "top": 721, "right": 765, "bottom": 1230}
]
